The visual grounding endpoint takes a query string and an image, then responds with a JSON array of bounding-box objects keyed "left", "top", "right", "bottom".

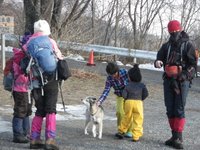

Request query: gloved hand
[
  {"left": 178, "top": 71, "right": 187, "bottom": 81},
  {"left": 178, "top": 67, "right": 195, "bottom": 81},
  {"left": 155, "top": 60, "right": 163, "bottom": 68},
  {"left": 187, "top": 67, "right": 196, "bottom": 80}
]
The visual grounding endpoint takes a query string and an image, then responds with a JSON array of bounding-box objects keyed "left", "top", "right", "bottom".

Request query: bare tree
[
  {"left": 0, "top": 0, "right": 3, "bottom": 5},
  {"left": 23, "top": 0, "right": 92, "bottom": 39},
  {"left": 128, "top": 0, "right": 166, "bottom": 49},
  {"left": 23, "top": 0, "right": 40, "bottom": 33},
  {"left": 102, "top": 0, "right": 116, "bottom": 45},
  {"left": 19, "top": 0, "right": 200, "bottom": 51},
  {"left": 180, "top": 0, "right": 200, "bottom": 33},
  {"left": 91, "top": 0, "right": 95, "bottom": 44},
  {"left": 57, "top": 0, "right": 92, "bottom": 39},
  {"left": 114, "top": 0, "right": 128, "bottom": 47}
]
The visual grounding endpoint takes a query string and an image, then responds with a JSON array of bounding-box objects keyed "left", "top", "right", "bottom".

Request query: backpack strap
[
  {"left": 26, "top": 57, "right": 33, "bottom": 74},
  {"left": 180, "top": 41, "right": 188, "bottom": 63},
  {"left": 167, "top": 44, "right": 171, "bottom": 62},
  {"left": 25, "top": 56, "right": 45, "bottom": 95},
  {"left": 167, "top": 41, "right": 188, "bottom": 65}
]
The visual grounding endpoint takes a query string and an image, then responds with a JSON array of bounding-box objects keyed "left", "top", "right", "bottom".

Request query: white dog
[{"left": 81, "top": 96, "right": 104, "bottom": 139}]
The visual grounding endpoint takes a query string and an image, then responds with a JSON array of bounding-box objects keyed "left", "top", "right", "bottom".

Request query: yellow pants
[
  {"left": 118, "top": 100, "right": 144, "bottom": 140},
  {"left": 116, "top": 97, "right": 133, "bottom": 133}
]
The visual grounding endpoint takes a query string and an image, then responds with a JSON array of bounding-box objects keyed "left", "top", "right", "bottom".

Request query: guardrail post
[
  {"left": 1, "top": 34, "right": 5, "bottom": 70},
  {"left": 133, "top": 57, "right": 137, "bottom": 63}
]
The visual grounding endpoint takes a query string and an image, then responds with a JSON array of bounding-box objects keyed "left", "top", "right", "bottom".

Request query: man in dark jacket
[{"left": 154, "top": 20, "right": 197, "bottom": 149}]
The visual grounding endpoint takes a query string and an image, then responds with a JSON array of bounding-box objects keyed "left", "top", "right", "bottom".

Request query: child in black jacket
[{"left": 115, "top": 64, "right": 148, "bottom": 142}]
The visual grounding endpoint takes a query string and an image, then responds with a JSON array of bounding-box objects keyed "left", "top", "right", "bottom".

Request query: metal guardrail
[
  {"left": 59, "top": 41, "right": 200, "bottom": 65},
  {"left": 58, "top": 41, "right": 157, "bottom": 60},
  {"left": 1, "top": 34, "right": 200, "bottom": 68}
]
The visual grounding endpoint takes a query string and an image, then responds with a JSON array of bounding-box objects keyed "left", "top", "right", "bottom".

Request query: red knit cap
[{"left": 168, "top": 20, "right": 182, "bottom": 33}]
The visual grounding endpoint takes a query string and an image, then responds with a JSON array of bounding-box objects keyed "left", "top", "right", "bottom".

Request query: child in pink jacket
[{"left": 12, "top": 34, "right": 32, "bottom": 143}]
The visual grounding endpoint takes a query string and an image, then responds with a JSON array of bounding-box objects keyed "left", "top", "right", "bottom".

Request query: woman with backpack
[{"left": 23, "top": 20, "right": 63, "bottom": 150}]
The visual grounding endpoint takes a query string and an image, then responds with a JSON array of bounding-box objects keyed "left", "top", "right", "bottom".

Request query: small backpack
[
  {"left": 3, "top": 57, "right": 14, "bottom": 92},
  {"left": 195, "top": 49, "right": 199, "bottom": 77},
  {"left": 195, "top": 49, "right": 199, "bottom": 65},
  {"left": 57, "top": 59, "right": 71, "bottom": 80}
]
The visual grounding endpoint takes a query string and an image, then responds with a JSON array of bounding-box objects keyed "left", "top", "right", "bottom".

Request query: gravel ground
[{"left": 0, "top": 59, "right": 200, "bottom": 150}]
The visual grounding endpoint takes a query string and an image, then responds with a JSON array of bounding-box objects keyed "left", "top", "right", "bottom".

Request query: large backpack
[
  {"left": 27, "top": 35, "right": 57, "bottom": 74},
  {"left": 195, "top": 49, "right": 199, "bottom": 77},
  {"left": 23, "top": 36, "right": 58, "bottom": 93},
  {"left": 3, "top": 57, "right": 14, "bottom": 92}
]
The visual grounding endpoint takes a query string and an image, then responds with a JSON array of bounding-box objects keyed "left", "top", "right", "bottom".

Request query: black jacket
[
  {"left": 122, "top": 82, "right": 148, "bottom": 101},
  {"left": 156, "top": 31, "right": 196, "bottom": 73}
]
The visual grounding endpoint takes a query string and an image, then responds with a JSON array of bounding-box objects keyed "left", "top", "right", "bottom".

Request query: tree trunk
[
  {"left": 0, "top": 0, "right": 3, "bottom": 5},
  {"left": 40, "top": 0, "right": 54, "bottom": 23},
  {"left": 51, "top": 0, "right": 63, "bottom": 36},
  {"left": 91, "top": 0, "right": 95, "bottom": 44},
  {"left": 23, "top": 0, "right": 40, "bottom": 33}
]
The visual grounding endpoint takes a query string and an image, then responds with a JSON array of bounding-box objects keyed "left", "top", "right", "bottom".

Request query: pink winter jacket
[
  {"left": 23, "top": 32, "right": 63, "bottom": 60},
  {"left": 12, "top": 48, "right": 29, "bottom": 92}
]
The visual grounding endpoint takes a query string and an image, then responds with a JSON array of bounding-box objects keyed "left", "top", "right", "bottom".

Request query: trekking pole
[{"left": 59, "top": 81, "right": 66, "bottom": 112}]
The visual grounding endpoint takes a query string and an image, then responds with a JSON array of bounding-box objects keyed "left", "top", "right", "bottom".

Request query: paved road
[
  {"left": 66, "top": 59, "right": 200, "bottom": 91},
  {"left": 0, "top": 59, "right": 200, "bottom": 150}
]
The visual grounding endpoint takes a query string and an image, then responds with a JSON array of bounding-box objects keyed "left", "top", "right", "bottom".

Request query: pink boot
[
  {"left": 30, "top": 116, "right": 44, "bottom": 149},
  {"left": 45, "top": 113, "right": 59, "bottom": 150},
  {"left": 45, "top": 113, "right": 56, "bottom": 139}
]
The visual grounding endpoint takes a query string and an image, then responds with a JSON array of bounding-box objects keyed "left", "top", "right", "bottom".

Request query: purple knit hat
[{"left": 20, "top": 32, "right": 32, "bottom": 46}]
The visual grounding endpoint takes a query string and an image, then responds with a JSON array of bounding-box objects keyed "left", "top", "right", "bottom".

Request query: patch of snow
[
  {"left": 139, "top": 63, "right": 163, "bottom": 72},
  {"left": 116, "top": 61, "right": 124, "bottom": 66},
  {"left": 65, "top": 54, "right": 85, "bottom": 61},
  {"left": 126, "top": 64, "right": 133, "bottom": 67}
]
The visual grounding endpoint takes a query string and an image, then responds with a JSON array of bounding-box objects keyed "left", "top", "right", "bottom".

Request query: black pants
[
  {"left": 13, "top": 91, "right": 32, "bottom": 118},
  {"left": 163, "top": 79, "right": 190, "bottom": 118},
  {"left": 32, "top": 80, "right": 59, "bottom": 117}
]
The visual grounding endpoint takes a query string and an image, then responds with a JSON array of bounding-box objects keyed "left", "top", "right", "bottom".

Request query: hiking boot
[
  {"left": 13, "top": 135, "right": 29, "bottom": 143},
  {"left": 132, "top": 139, "right": 140, "bottom": 142},
  {"left": 115, "top": 132, "right": 124, "bottom": 139},
  {"left": 173, "top": 139, "right": 183, "bottom": 149},
  {"left": 45, "top": 138, "right": 59, "bottom": 150},
  {"left": 165, "top": 138, "right": 183, "bottom": 149},
  {"left": 165, "top": 137, "right": 174, "bottom": 147},
  {"left": 165, "top": 131, "right": 184, "bottom": 149},
  {"left": 124, "top": 132, "right": 132, "bottom": 138},
  {"left": 30, "top": 139, "right": 44, "bottom": 149}
]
